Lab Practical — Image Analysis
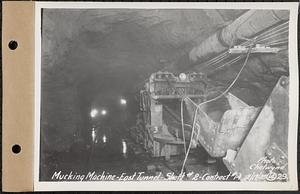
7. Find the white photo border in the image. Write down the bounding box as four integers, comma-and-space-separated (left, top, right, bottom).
34, 1, 299, 191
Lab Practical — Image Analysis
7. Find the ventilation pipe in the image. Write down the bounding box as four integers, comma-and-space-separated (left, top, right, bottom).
188, 10, 289, 64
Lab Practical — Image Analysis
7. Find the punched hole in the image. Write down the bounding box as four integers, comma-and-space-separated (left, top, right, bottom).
12, 144, 21, 154
8, 40, 18, 50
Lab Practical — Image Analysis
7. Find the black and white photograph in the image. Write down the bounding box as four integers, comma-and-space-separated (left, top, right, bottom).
34, 2, 298, 191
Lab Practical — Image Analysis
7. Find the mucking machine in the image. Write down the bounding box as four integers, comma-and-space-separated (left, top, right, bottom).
139, 71, 289, 180
139, 71, 208, 160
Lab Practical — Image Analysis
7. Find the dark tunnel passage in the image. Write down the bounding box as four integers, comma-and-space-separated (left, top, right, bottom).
40, 9, 289, 181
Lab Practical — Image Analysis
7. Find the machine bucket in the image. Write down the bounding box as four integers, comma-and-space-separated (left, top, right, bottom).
223, 76, 289, 181
184, 92, 260, 158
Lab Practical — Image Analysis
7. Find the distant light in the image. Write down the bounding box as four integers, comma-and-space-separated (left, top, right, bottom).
120, 98, 127, 105
90, 109, 98, 118
122, 139, 127, 154
102, 134, 107, 143
101, 109, 107, 116
179, 73, 187, 81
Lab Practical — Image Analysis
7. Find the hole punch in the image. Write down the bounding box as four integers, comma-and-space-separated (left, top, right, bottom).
12, 144, 21, 154
8, 40, 18, 50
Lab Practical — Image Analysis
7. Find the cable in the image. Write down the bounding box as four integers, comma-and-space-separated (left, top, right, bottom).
202, 52, 230, 67
181, 97, 187, 154
215, 56, 244, 70
179, 39, 255, 175
200, 23, 288, 70
179, 100, 199, 175
256, 21, 289, 37
256, 30, 288, 44
265, 39, 288, 46
254, 23, 289, 41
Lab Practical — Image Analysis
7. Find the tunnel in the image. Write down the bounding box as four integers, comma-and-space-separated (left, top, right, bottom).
40, 9, 289, 181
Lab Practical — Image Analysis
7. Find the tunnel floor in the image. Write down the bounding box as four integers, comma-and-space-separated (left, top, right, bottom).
40, 125, 231, 181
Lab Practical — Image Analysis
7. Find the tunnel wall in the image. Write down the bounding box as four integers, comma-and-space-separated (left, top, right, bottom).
41, 11, 84, 153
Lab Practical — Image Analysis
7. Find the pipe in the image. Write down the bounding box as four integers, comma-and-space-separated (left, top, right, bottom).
189, 10, 289, 64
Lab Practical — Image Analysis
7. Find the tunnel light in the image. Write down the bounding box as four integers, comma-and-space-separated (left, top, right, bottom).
101, 109, 107, 116
90, 109, 98, 118
179, 73, 187, 81
120, 98, 127, 105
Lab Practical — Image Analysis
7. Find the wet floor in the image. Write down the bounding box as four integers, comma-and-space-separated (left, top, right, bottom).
40, 126, 150, 181
40, 126, 231, 181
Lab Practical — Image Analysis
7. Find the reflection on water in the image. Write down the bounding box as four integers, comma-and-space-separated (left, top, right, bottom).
91, 128, 96, 142
40, 126, 229, 181
122, 139, 127, 154
122, 139, 128, 158
89, 126, 130, 161
102, 134, 107, 143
